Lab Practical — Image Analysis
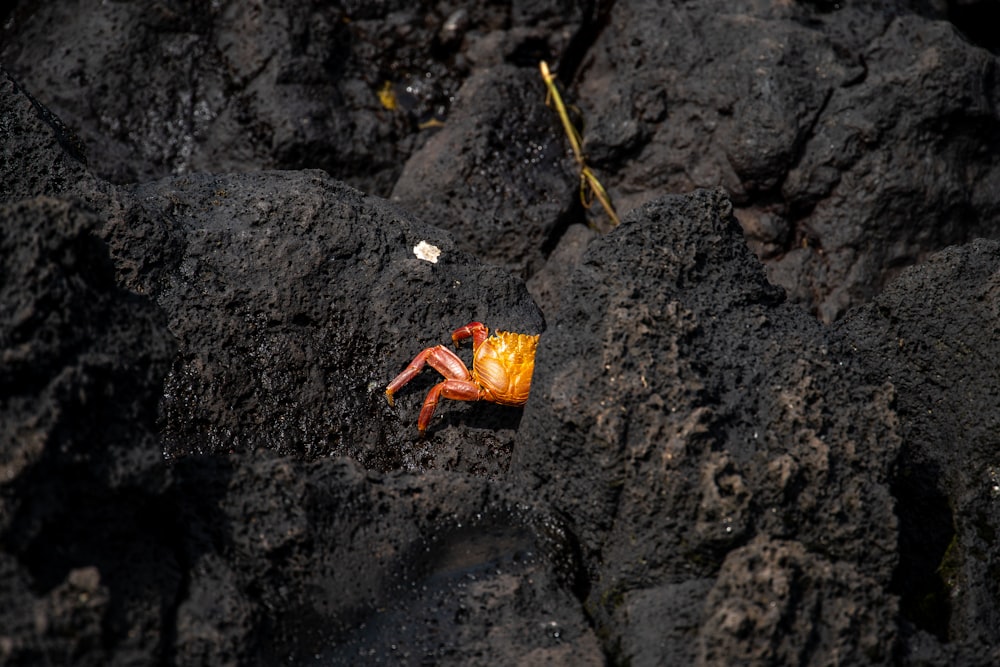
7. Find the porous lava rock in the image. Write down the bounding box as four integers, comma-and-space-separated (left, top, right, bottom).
511, 189, 901, 664
2, 70, 597, 666
104, 169, 543, 472
168, 455, 601, 665
835, 239, 1000, 665
0, 1, 585, 195
391, 64, 579, 281
576, 1, 1000, 321
5, 2, 998, 319
0, 70, 98, 204
0, 196, 176, 665
2, 1, 1000, 665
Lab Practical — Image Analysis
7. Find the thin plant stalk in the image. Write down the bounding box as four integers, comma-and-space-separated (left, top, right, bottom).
540, 61, 621, 228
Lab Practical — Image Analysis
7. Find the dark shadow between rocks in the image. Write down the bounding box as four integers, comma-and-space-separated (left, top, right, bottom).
890, 454, 955, 642
948, 0, 1000, 53
445, 401, 527, 434
10, 488, 185, 661
244, 472, 600, 666
316, 519, 542, 664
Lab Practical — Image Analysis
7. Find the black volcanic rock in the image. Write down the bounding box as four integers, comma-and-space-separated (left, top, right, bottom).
391, 64, 579, 282
0, 196, 176, 665
511, 189, 901, 664
2, 2, 999, 664
104, 169, 543, 470
575, 1, 1000, 321
836, 239, 1000, 664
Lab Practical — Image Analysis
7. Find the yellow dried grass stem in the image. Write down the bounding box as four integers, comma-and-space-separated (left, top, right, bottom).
540, 61, 620, 228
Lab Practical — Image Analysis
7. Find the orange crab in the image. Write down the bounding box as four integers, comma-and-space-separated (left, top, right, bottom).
385, 321, 540, 432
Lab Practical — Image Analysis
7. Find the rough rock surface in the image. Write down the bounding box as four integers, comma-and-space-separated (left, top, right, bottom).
391, 64, 579, 281
0, 196, 176, 665
511, 190, 901, 664
4, 2, 998, 319
105, 169, 543, 471
0, 71, 98, 204
835, 239, 1000, 664
575, 1, 1000, 321
0, 1, 583, 195
2, 1, 1000, 665
0, 103, 592, 665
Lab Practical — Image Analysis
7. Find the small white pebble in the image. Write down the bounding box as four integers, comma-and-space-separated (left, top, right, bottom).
413, 240, 441, 263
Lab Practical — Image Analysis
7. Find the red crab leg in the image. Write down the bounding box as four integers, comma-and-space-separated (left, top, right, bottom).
418, 379, 482, 431
452, 321, 489, 350
385, 345, 472, 406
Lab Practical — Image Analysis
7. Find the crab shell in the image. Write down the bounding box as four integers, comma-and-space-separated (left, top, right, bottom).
471, 330, 540, 406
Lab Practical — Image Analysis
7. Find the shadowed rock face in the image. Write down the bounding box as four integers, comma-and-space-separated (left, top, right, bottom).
0, 195, 177, 665
2, 1, 1000, 664
834, 239, 1000, 660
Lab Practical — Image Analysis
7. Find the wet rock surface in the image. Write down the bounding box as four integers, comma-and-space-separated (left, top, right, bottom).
106, 169, 543, 470
2, 1, 1000, 665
